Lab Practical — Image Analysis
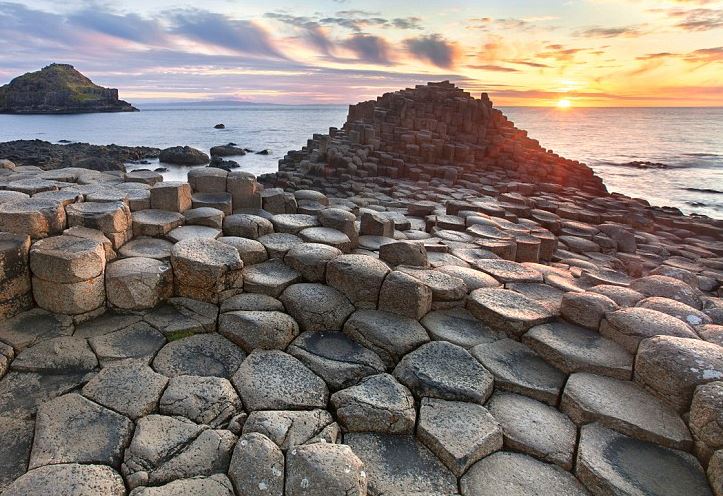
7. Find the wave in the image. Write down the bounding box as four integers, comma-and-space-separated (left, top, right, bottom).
684, 187, 723, 195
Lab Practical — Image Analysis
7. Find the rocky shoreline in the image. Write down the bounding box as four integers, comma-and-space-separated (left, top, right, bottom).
0, 82, 721, 495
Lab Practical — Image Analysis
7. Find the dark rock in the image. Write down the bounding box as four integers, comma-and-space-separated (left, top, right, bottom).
159, 146, 209, 166
214, 124, 225, 129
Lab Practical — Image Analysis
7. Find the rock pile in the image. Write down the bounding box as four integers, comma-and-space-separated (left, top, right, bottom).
0, 83, 722, 496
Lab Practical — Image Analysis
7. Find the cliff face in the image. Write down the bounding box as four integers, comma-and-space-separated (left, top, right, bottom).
0, 64, 138, 114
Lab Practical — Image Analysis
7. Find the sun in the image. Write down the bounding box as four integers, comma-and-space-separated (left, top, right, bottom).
556, 99, 572, 109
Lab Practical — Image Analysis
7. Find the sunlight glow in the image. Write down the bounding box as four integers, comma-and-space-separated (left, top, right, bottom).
556, 99, 572, 109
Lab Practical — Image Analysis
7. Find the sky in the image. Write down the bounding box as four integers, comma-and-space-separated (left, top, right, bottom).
1, 0, 722, 106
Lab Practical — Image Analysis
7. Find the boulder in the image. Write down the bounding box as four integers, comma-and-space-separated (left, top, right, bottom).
159, 146, 209, 165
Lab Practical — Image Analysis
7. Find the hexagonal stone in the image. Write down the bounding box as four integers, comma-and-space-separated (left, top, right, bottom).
280, 283, 354, 332
344, 433, 457, 495
487, 392, 577, 470
232, 350, 328, 411
287, 331, 385, 391
243, 409, 339, 450
326, 254, 390, 309
219, 310, 300, 352
66, 201, 130, 236
2, 464, 126, 496
218, 236, 268, 265
106, 257, 173, 310
257, 232, 303, 258
150, 181, 192, 212
129, 474, 235, 496
0, 198, 67, 239
467, 288, 555, 338
32, 271, 105, 316
119, 237, 174, 259
635, 336, 723, 413
183, 206, 224, 228
393, 341, 494, 403
284, 243, 342, 282
630, 275, 702, 309
0, 308, 73, 351
421, 308, 504, 348
343, 310, 430, 369
638, 296, 712, 327
0, 417, 34, 492
436, 264, 500, 291
122, 414, 236, 489
561, 372, 692, 450
82, 360, 168, 419
708, 450, 722, 495
29, 235, 105, 283
576, 423, 713, 496
471, 338, 566, 405
378, 270, 433, 320
271, 213, 320, 234
418, 397, 502, 477
223, 213, 273, 239
192, 192, 233, 215
132, 210, 185, 237
153, 334, 245, 378
167, 225, 221, 243
601, 307, 699, 353
299, 227, 352, 252
0, 371, 89, 420
143, 297, 218, 338
589, 284, 644, 307
330, 373, 416, 434
160, 375, 242, 427
30, 393, 134, 469
11, 336, 97, 374
689, 382, 723, 464
475, 259, 543, 284
397, 266, 468, 302
171, 238, 243, 303
243, 260, 302, 297
523, 321, 634, 380
220, 293, 284, 312
228, 432, 284, 496
285, 443, 366, 496
560, 291, 618, 330
461, 451, 590, 496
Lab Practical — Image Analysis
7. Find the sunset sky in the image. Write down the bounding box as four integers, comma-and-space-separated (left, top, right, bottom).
1, 0, 722, 106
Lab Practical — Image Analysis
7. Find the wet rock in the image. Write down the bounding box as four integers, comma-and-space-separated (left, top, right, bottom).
11, 336, 97, 374
331, 373, 416, 434
0, 417, 34, 492
0, 371, 89, 419
144, 297, 218, 337
576, 423, 712, 496
159, 146, 209, 165
0, 307, 73, 351
152, 333, 245, 378
287, 331, 385, 391
30, 393, 134, 469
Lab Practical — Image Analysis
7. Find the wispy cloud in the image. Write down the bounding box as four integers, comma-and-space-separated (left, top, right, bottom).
405, 34, 459, 68
573, 25, 646, 38
343, 34, 393, 64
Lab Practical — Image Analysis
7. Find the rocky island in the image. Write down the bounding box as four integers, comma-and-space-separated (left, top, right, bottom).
0, 64, 137, 114
0, 82, 721, 496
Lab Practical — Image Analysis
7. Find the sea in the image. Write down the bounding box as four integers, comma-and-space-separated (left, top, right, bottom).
0, 104, 721, 219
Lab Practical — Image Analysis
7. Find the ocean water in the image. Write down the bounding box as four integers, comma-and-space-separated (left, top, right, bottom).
0, 104, 721, 218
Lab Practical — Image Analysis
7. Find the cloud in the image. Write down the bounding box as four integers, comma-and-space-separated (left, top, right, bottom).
405, 34, 459, 68
169, 10, 285, 58
636, 52, 676, 60
466, 64, 519, 72
684, 46, 723, 63
657, 7, 723, 31
506, 59, 552, 68
535, 44, 588, 62
574, 25, 645, 38
343, 34, 393, 64
68, 9, 168, 45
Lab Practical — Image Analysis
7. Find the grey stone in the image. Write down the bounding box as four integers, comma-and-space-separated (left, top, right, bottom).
467, 288, 555, 338
119, 237, 174, 259
561, 372, 692, 450
421, 308, 504, 348
258, 232, 304, 258
630, 275, 702, 309
243, 409, 339, 449
576, 423, 712, 496
232, 350, 328, 411
471, 338, 566, 405
88, 322, 166, 366
461, 451, 590, 496
331, 373, 416, 434
122, 414, 236, 489
326, 254, 390, 308
0, 310, 69, 352
343, 309, 429, 369
243, 259, 302, 297
689, 381, 723, 464
106, 257, 173, 310
561, 291, 618, 329
344, 433, 457, 496
30, 393, 134, 469
0, 417, 34, 492
378, 270, 433, 320
220, 293, 284, 312
298, 226, 352, 252
285, 443, 367, 496
167, 225, 221, 242
171, 238, 242, 303
487, 392, 577, 470
284, 243, 342, 282
223, 214, 273, 239
600, 307, 699, 353
228, 432, 284, 496
132, 209, 185, 237
0, 371, 89, 419
379, 240, 428, 267
523, 321, 634, 380
144, 297, 218, 338
160, 375, 242, 427
82, 360, 168, 419
393, 341, 494, 403
280, 283, 354, 332
218, 236, 268, 265
397, 265, 468, 302
2, 463, 126, 496
475, 259, 544, 284
11, 336, 97, 374
129, 474, 235, 496
219, 310, 299, 352
153, 333, 245, 378
418, 397, 502, 476
287, 331, 385, 391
